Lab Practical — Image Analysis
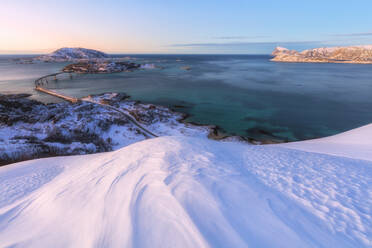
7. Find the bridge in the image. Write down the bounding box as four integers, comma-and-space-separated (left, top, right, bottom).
34, 73, 158, 138
34, 72, 68, 87
35, 86, 79, 103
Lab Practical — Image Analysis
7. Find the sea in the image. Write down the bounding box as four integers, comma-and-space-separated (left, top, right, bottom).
1, 54, 372, 141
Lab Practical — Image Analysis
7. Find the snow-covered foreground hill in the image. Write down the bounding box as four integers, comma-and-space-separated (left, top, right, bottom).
0, 125, 372, 247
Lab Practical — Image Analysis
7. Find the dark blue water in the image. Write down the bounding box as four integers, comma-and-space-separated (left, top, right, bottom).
1, 54, 372, 141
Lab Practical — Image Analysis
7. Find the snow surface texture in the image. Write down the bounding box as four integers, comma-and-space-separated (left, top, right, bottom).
280, 124, 372, 161
0, 124, 371, 247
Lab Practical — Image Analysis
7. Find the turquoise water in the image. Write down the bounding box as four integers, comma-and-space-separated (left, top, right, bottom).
1, 54, 372, 141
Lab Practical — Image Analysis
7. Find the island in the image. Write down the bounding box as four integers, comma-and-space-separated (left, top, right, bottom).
36, 47, 110, 62
62, 61, 141, 73
31, 47, 145, 73
271, 45, 372, 64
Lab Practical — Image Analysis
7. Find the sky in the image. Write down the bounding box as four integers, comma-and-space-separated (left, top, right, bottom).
1, 0, 372, 54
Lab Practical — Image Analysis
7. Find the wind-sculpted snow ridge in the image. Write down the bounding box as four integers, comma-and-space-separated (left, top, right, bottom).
0, 93, 212, 165
0, 124, 372, 247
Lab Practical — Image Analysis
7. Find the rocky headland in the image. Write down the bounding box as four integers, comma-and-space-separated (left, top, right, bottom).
271, 45, 372, 64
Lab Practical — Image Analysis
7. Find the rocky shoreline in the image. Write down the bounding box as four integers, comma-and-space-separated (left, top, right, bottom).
62, 61, 141, 74
0, 91, 287, 166
271, 45, 372, 64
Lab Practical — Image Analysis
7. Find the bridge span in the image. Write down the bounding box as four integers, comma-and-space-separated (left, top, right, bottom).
34, 73, 157, 138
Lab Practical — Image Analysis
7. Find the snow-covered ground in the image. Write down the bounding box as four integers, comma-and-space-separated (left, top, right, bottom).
279, 124, 372, 161
0, 93, 212, 165
0, 124, 371, 247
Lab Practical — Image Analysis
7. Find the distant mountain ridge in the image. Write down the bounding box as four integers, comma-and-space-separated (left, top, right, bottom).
271, 45, 372, 64
36, 47, 109, 62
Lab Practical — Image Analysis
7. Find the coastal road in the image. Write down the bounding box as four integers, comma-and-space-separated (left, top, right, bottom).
34, 74, 158, 138
82, 97, 158, 138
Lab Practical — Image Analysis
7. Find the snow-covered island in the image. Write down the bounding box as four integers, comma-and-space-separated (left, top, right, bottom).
271, 45, 372, 64
31, 47, 148, 73
17, 48, 155, 74
35, 47, 110, 62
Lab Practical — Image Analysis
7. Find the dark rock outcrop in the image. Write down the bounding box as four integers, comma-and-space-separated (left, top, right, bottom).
62, 61, 141, 73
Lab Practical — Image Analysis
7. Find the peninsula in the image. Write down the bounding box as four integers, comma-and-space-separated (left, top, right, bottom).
271, 45, 372, 64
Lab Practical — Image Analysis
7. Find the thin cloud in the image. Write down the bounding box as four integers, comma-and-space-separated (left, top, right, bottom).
214, 36, 270, 40
169, 41, 324, 47
331, 32, 372, 37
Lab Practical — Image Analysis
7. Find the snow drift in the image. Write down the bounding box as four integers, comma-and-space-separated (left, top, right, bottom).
280, 123, 372, 161
0, 125, 372, 247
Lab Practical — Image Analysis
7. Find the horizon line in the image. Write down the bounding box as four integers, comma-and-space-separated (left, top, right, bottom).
0, 52, 274, 56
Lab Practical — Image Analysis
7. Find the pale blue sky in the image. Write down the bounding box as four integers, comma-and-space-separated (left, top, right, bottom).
1, 0, 372, 54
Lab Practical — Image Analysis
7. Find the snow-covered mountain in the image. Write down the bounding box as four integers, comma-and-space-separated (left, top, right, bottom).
271, 45, 372, 64
36, 48, 109, 62
0, 124, 371, 247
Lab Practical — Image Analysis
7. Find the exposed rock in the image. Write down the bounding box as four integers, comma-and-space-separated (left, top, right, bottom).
181, 66, 191, 71
0, 93, 32, 100
246, 127, 289, 144
271, 45, 372, 64
62, 61, 141, 73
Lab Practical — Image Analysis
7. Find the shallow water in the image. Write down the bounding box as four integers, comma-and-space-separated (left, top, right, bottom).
1, 54, 372, 141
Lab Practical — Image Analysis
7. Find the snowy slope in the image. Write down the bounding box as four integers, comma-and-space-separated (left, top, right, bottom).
280, 124, 372, 161
0, 127, 372, 247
